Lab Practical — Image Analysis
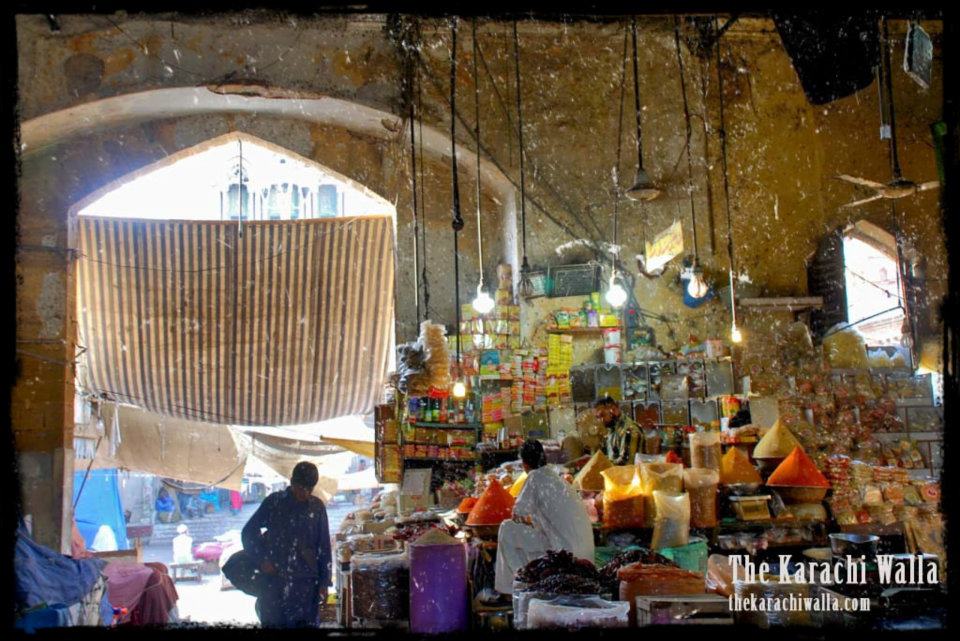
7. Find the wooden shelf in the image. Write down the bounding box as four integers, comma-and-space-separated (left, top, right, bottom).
409, 422, 483, 429
403, 457, 478, 464
739, 296, 823, 311
546, 326, 620, 335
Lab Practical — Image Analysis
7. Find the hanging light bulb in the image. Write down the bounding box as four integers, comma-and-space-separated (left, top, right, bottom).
605, 270, 628, 308
452, 380, 467, 398
472, 281, 495, 314
686, 268, 709, 299
470, 20, 495, 317
730, 323, 743, 344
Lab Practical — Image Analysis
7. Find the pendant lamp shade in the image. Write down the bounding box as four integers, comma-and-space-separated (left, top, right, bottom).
626, 167, 661, 202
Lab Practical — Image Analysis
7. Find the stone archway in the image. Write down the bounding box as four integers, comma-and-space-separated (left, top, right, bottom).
15, 87, 517, 551
20, 85, 515, 201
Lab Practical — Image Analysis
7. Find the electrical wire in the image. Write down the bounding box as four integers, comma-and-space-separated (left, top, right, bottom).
715, 19, 734, 272
513, 20, 530, 276
408, 46, 422, 324
674, 17, 700, 262
630, 17, 645, 175
612, 22, 629, 269
450, 18, 465, 373
417, 62, 430, 320
472, 18, 485, 283
414, 54, 584, 242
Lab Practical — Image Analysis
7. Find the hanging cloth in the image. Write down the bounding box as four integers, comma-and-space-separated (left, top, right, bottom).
108, 402, 122, 458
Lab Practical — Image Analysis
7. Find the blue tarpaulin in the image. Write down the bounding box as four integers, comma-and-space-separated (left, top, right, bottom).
72, 468, 130, 550
13, 524, 112, 616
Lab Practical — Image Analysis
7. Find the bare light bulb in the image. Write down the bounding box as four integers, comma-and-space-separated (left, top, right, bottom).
471, 283, 495, 314
686, 272, 709, 298
452, 381, 467, 398
605, 274, 627, 309
730, 324, 743, 344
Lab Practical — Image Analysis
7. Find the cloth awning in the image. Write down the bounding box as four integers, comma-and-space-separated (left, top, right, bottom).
231, 432, 377, 500
76, 215, 396, 426
336, 467, 379, 492
79, 404, 246, 491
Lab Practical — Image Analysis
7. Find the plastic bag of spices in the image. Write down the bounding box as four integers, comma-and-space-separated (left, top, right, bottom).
689, 430, 722, 471
600, 466, 645, 530
682, 468, 719, 528
640, 462, 683, 526
651, 491, 690, 550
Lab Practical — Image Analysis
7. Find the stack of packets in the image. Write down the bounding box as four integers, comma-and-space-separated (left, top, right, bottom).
546, 334, 573, 407
516, 350, 547, 410
459, 304, 521, 351
825, 454, 940, 526
482, 391, 504, 424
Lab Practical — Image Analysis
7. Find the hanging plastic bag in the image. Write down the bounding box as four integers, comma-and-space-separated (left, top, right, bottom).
640, 462, 683, 526
683, 468, 719, 528
600, 465, 645, 530
688, 430, 721, 471
651, 491, 690, 550
822, 324, 869, 369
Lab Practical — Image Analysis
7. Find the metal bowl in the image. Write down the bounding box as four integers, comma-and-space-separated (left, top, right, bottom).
725, 482, 761, 495
770, 485, 828, 503
829, 533, 879, 559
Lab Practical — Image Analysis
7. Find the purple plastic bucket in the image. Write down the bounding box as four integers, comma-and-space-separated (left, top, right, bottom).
409, 541, 469, 633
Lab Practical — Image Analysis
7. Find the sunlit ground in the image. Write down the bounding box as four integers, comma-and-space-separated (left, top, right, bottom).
144, 501, 357, 626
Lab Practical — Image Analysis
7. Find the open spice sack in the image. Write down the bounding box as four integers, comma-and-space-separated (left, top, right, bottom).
639, 462, 683, 526
600, 465, 645, 530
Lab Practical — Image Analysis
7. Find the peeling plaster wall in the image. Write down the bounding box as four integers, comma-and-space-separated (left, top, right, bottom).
13, 13, 946, 545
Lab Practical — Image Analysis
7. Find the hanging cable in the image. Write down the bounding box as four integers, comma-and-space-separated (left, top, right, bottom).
450, 18, 465, 379
674, 17, 700, 262
631, 17, 644, 181
715, 20, 734, 273
417, 56, 430, 320
714, 17, 740, 342
408, 43, 422, 325
473, 18, 485, 281
513, 20, 531, 281
613, 22, 629, 267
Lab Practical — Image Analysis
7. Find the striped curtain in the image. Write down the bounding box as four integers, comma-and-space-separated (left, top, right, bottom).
76, 215, 395, 426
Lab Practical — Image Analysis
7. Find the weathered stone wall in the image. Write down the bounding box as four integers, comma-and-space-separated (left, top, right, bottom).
14, 13, 945, 548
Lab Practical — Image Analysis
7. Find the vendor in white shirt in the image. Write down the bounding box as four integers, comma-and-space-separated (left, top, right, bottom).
494, 439, 595, 594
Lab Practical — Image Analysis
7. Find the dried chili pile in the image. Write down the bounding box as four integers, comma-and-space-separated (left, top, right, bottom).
528, 573, 602, 595
515, 549, 600, 584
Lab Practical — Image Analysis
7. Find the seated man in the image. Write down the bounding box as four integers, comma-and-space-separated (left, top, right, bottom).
172, 524, 194, 565
596, 396, 645, 465
155, 489, 176, 523
494, 439, 595, 595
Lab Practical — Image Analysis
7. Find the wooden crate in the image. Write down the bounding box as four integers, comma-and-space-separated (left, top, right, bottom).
635, 594, 732, 626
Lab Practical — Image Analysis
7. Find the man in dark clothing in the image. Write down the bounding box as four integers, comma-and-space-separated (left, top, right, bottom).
595, 396, 645, 465
241, 462, 332, 628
